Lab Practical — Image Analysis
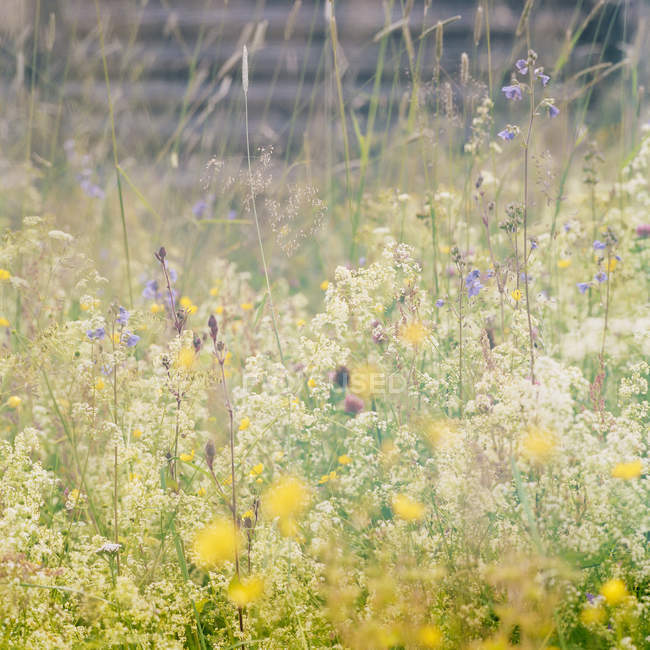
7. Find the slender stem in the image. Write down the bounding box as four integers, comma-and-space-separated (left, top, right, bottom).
243, 80, 286, 368
458, 273, 463, 415
600, 250, 611, 360
26, 0, 41, 168
94, 0, 133, 307
523, 66, 536, 384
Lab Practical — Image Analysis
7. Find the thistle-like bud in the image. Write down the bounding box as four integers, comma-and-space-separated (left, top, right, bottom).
205, 440, 215, 471
242, 45, 249, 96
193, 334, 202, 353
155, 246, 167, 262
208, 314, 218, 341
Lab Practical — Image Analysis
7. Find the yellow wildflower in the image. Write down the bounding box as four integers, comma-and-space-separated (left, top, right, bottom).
150, 303, 164, 314
7, 395, 22, 409
350, 363, 383, 400
417, 624, 443, 648
580, 605, 606, 625
511, 289, 522, 301
296, 318, 306, 328
242, 509, 254, 521
176, 347, 196, 370
196, 487, 206, 497
600, 578, 628, 606
338, 454, 352, 465
112, 333, 121, 344
374, 303, 384, 315
94, 378, 105, 391
180, 449, 195, 462
193, 517, 240, 568
307, 378, 316, 389
611, 460, 642, 479
557, 258, 572, 269
264, 476, 309, 537
227, 575, 264, 607
238, 416, 250, 431
215, 305, 224, 314
209, 286, 219, 297
0, 269, 11, 281
439, 245, 450, 255
129, 472, 141, 482
0, 317, 10, 327
401, 320, 427, 346
250, 463, 264, 476
607, 258, 617, 272
132, 428, 143, 439
240, 302, 253, 311
320, 280, 329, 290
520, 426, 556, 464
392, 494, 425, 522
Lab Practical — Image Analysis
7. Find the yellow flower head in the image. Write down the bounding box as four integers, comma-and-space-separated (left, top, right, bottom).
392, 493, 425, 522
557, 258, 572, 269
520, 425, 557, 464
417, 624, 443, 648
580, 605, 606, 625
0, 269, 11, 281
209, 286, 219, 297
196, 487, 206, 497
250, 463, 264, 476
0, 317, 10, 327
350, 363, 383, 400
611, 460, 642, 480
607, 257, 617, 272
320, 280, 329, 291
511, 289, 522, 301
94, 378, 105, 391
132, 428, 143, 439
401, 320, 427, 347
180, 449, 195, 462
439, 245, 451, 255
600, 578, 628, 606
227, 575, 264, 607
296, 318, 306, 328
193, 517, 241, 568
338, 454, 352, 465
176, 347, 196, 371
307, 378, 316, 389
238, 416, 250, 431
150, 303, 164, 314
7, 395, 22, 409
240, 302, 254, 311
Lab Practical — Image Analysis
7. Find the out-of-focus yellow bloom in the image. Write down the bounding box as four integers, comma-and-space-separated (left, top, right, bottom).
557, 258, 572, 269
401, 320, 427, 346
179, 296, 197, 314
338, 454, 352, 465
600, 578, 628, 606
150, 303, 164, 314
307, 378, 316, 389
193, 517, 240, 568
132, 428, 143, 439
240, 302, 253, 311
0, 269, 11, 281
227, 575, 264, 607
439, 245, 450, 255
196, 487, 206, 497
319, 471, 337, 484
320, 280, 329, 291
180, 449, 195, 462
0, 317, 10, 327
95, 378, 105, 391
264, 476, 309, 537
611, 460, 642, 479
607, 258, 617, 272
392, 493, 425, 522
215, 305, 224, 315
296, 318, 306, 328
417, 624, 443, 647
374, 303, 384, 315
112, 333, 121, 344
580, 605, 606, 625
511, 289, 522, 301
176, 347, 196, 370
209, 286, 219, 297
520, 426, 557, 464
129, 472, 141, 482
238, 416, 250, 431
350, 363, 383, 400
7, 395, 22, 409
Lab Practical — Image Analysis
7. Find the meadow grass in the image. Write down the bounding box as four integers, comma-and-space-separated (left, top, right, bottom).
0, 0, 649, 648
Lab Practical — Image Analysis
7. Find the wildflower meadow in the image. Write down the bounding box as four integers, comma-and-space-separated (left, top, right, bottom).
0, 1, 649, 648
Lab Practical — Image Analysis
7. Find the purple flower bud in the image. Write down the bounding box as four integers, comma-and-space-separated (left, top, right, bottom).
535, 68, 550, 86
208, 314, 218, 341
344, 393, 364, 415
593, 240, 606, 250
577, 282, 589, 294
501, 84, 523, 101
548, 104, 559, 118
435, 299, 444, 308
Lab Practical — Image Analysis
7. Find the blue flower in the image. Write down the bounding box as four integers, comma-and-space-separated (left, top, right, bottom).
125, 332, 140, 347
535, 68, 550, 86
116, 306, 130, 325
501, 84, 523, 101
465, 269, 483, 298
594, 272, 607, 283
577, 282, 589, 294
563, 223, 571, 232
86, 327, 106, 341
530, 239, 538, 250
142, 279, 158, 300
593, 240, 606, 250
548, 104, 559, 118
192, 200, 207, 217
515, 59, 528, 75
435, 299, 444, 308
498, 128, 515, 141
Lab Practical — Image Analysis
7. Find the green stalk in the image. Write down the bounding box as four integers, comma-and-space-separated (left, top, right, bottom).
94, 0, 134, 307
